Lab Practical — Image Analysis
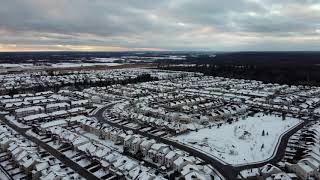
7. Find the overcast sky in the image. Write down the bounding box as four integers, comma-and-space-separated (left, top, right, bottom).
0, 0, 320, 51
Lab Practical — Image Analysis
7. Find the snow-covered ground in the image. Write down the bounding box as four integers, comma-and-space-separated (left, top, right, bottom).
172, 113, 302, 165
0, 62, 122, 68
0, 111, 9, 115
0, 63, 34, 68
92, 57, 121, 62
51, 62, 122, 68
0, 169, 11, 180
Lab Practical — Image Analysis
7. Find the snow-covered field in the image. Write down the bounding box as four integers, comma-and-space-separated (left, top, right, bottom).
0, 62, 122, 68
92, 57, 121, 62
51, 62, 122, 68
172, 113, 302, 165
0, 63, 34, 68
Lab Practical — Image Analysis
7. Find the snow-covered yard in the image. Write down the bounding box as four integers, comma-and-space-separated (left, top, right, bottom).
172, 113, 302, 165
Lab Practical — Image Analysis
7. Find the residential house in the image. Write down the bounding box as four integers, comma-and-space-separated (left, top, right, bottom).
15, 106, 44, 118
140, 139, 156, 157
46, 102, 70, 113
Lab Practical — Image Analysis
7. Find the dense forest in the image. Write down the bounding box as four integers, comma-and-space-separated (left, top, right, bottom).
157, 52, 320, 86
0, 51, 187, 63
2, 51, 320, 86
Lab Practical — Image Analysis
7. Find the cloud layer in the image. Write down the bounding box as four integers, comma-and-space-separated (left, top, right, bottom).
0, 0, 320, 51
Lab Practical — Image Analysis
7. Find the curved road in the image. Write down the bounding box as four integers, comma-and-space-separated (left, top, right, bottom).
94, 105, 308, 180
94, 106, 236, 179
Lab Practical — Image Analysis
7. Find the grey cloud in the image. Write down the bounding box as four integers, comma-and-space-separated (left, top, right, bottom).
0, 0, 319, 51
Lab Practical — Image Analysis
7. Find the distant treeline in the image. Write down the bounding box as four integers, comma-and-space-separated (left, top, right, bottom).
0, 52, 117, 63
0, 51, 187, 63
157, 52, 320, 86
156, 51, 320, 65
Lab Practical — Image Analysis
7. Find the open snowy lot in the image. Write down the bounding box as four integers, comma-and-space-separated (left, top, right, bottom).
172, 113, 302, 165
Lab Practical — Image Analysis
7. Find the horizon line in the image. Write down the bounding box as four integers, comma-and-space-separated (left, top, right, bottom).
1, 50, 320, 53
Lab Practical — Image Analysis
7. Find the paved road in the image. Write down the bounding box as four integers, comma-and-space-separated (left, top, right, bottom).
0, 116, 100, 180
94, 105, 308, 180
94, 106, 236, 179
